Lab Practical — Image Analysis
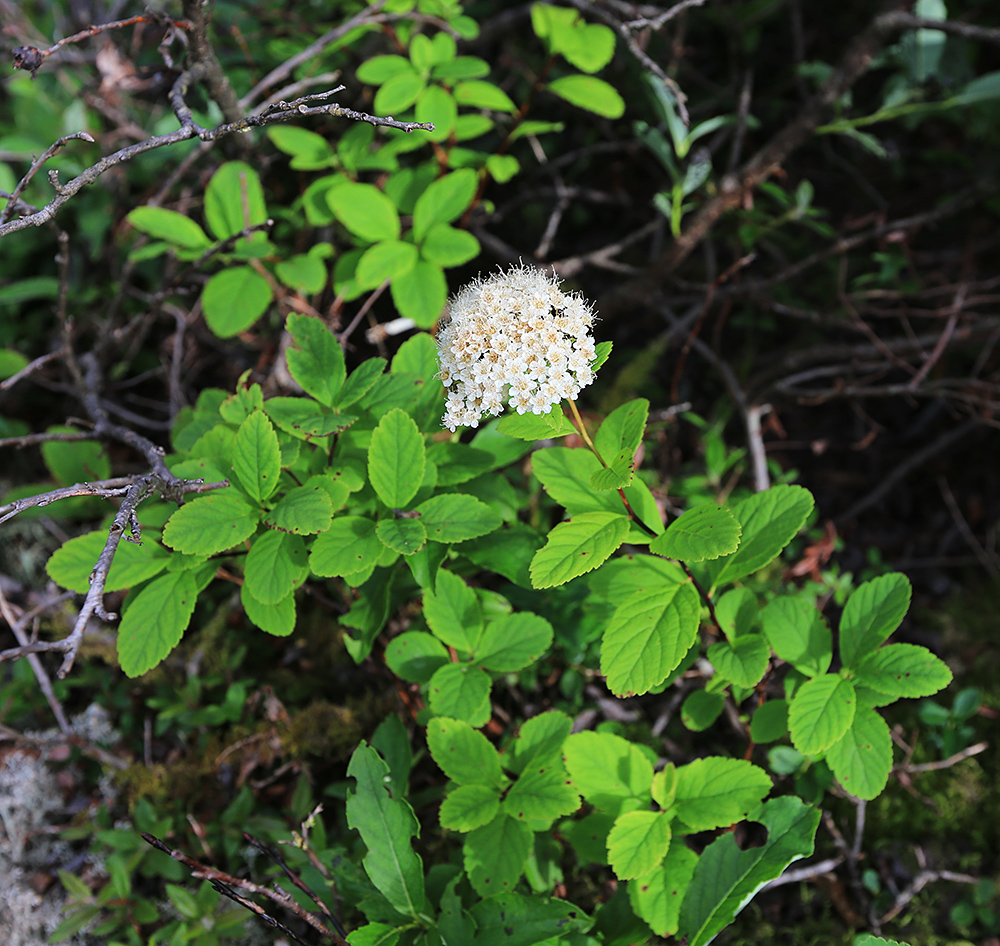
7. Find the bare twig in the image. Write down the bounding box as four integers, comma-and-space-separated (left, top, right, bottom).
0, 132, 95, 225
900, 739, 989, 774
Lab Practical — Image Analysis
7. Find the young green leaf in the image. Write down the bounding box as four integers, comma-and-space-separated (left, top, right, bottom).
594, 398, 649, 459
204, 161, 267, 241
760, 596, 832, 677
505, 710, 573, 775
356, 239, 418, 289
788, 674, 857, 755
651, 504, 741, 563
428, 663, 492, 727
309, 516, 381, 577
388, 260, 447, 328
285, 313, 346, 407
427, 716, 506, 788
264, 485, 333, 535
707, 636, 770, 688
463, 813, 533, 897
385, 631, 450, 684
502, 763, 579, 826
244, 531, 307, 604
440, 784, 501, 832
496, 405, 575, 440
824, 704, 892, 800
162, 491, 259, 557
590, 449, 636, 490
346, 743, 429, 920
629, 843, 699, 937
600, 582, 701, 697
424, 568, 483, 651
202, 266, 272, 338
530, 512, 630, 589
473, 612, 554, 672
127, 207, 210, 250
839, 573, 912, 668
548, 75, 625, 118
416, 493, 503, 543
232, 411, 281, 503
563, 731, 653, 814
853, 643, 952, 699
607, 810, 672, 879
681, 690, 725, 732
117, 571, 199, 677
411, 169, 477, 241
339, 357, 388, 409
327, 182, 401, 242
368, 408, 425, 509
672, 758, 772, 832
678, 796, 821, 946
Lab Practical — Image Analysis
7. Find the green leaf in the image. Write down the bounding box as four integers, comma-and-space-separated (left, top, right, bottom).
357, 54, 413, 84
839, 573, 911, 668
548, 75, 625, 118
590, 448, 636, 490
452, 80, 516, 112
760, 596, 832, 677
232, 410, 281, 502
680, 689, 725, 732
788, 674, 857, 755
425, 443, 494, 486
530, 512, 630, 588
163, 491, 259, 557
416, 493, 502, 543
427, 716, 506, 787
47, 530, 170, 593
485, 154, 519, 183
418, 223, 480, 267
241, 581, 296, 636
285, 313, 346, 407
678, 796, 821, 946
347, 923, 400, 946
854, 643, 952, 699
629, 843, 699, 937
470, 892, 591, 946
389, 260, 448, 328
328, 182, 401, 242
563, 731, 653, 814
502, 762, 579, 825
416, 84, 458, 139
707, 635, 770, 688
703, 486, 814, 590
267, 126, 336, 170
375, 70, 426, 114
440, 784, 501, 831
825, 704, 892, 800
652, 505, 741, 562
428, 663, 492, 726
356, 239, 419, 289
473, 612, 554, 672
0, 348, 28, 379
376, 517, 426, 555
749, 699, 789, 744
339, 357, 388, 409
264, 398, 355, 440
244, 531, 307, 604
117, 571, 198, 677
264, 485, 333, 535
607, 810, 672, 879
368, 408, 425, 508
594, 398, 649, 459
463, 813, 533, 897
309, 516, 381, 577
346, 743, 428, 920
412, 169, 477, 241
496, 405, 575, 440
600, 582, 701, 697
506, 710, 573, 775
673, 758, 773, 832
204, 161, 268, 240
424, 568, 483, 651
202, 266, 272, 338
127, 207, 210, 250
385, 631, 449, 683
41, 426, 110, 484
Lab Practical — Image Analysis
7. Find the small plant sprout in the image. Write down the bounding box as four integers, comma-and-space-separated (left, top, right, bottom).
436, 264, 597, 431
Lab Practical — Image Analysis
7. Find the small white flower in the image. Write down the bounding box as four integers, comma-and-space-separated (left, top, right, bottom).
436, 264, 597, 431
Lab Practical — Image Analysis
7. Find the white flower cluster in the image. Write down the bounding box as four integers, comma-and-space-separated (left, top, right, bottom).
436, 264, 597, 431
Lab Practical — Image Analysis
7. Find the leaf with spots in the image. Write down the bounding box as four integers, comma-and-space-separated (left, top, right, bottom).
463, 813, 534, 898
502, 761, 579, 827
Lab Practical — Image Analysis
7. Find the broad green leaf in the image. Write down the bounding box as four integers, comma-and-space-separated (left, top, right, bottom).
117, 571, 198, 677
590, 449, 636, 490
264, 398, 356, 441
204, 161, 267, 240
416, 493, 502, 543
839, 573, 911, 668
309, 516, 381, 577
473, 612, 554, 672
548, 75, 625, 118
339, 357, 388, 409
328, 183, 401, 243
285, 313, 346, 407
600, 582, 701, 697
707, 636, 770, 688
416, 84, 457, 140
232, 411, 280, 502
530, 512, 630, 588
47, 530, 169, 593
267, 125, 336, 170
749, 699, 789, 744
346, 743, 428, 919
561, 812, 616, 865
127, 207, 210, 250
673, 758, 772, 832
42, 426, 110, 484
428, 663, 492, 727
629, 843, 699, 937
418, 223, 480, 267
607, 810, 671, 880
470, 892, 591, 946
244, 531, 307, 604
652, 765, 677, 811
426, 716, 506, 787
0, 348, 28, 379
275, 249, 329, 293
496, 405, 575, 440
678, 796, 821, 946
389, 260, 447, 328
788, 674, 857, 755
375, 70, 426, 115
347, 923, 400, 946
502, 762, 579, 825
505, 710, 573, 775
202, 266, 272, 338
714, 588, 758, 642
459, 524, 543, 589
463, 814, 533, 897
303, 473, 350, 513
356, 54, 413, 84
424, 568, 483, 651
681, 689, 725, 732
437, 878, 476, 946
485, 153, 519, 183
241, 582, 295, 636
760, 596, 832, 677
385, 631, 449, 684
652, 505, 741, 562
589, 554, 686, 607
162, 491, 259, 557
853, 643, 952, 699
452, 80, 516, 112
376, 518, 426, 555
563, 731, 653, 814
356, 239, 419, 289
594, 398, 649, 461
411, 169, 477, 241
703, 486, 814, 590
440, 784, 500, 831
264, 485, 333, 535
825, 704, 892, 800
425, 443, 494, 486
368, 408, 425, 509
